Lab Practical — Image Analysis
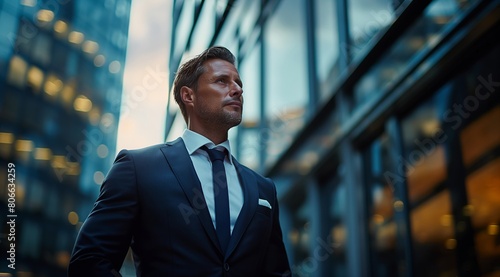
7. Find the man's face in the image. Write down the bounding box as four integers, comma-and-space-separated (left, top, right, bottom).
191, 59, 243, 129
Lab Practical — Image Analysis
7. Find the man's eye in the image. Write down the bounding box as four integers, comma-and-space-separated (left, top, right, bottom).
217, 79, 226, 83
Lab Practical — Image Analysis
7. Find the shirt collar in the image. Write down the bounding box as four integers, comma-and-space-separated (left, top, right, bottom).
181, 129, 234, 164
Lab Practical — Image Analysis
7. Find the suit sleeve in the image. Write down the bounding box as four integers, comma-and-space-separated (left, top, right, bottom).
263, 181, 292, 277
68, 150, 138, 277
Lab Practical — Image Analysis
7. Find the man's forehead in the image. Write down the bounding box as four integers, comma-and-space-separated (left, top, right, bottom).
203, 59, 240, 75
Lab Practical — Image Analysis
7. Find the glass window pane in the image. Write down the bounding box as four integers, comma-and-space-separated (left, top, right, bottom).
460, 107, 500, 167
238, 128, 260, 171
264, 0, 308, 166
314, 0, 340, 102
0, 10, 18, 59
240, 1, 259, 38
240, 44, 261, 123
352, 0, 479, 111
410, 190, 457, 276
465, 157, 500, 275
401, 87, 457, 276
191, 0, 215, 54
348, 0, 395, 59
173, 0, 195, 58
31, 32, 51, 66
461, 104, 500, 275
215, 0, 244, 54
401, 88, 449, 204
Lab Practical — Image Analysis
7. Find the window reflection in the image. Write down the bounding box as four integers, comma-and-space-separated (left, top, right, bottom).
314, 0, 340, 101
32, 33, 51, 65
265, 0, 308, 166
352, 0, 478, 111
173, 0, 195, 58
240, 44, 261, 123
401, 86, 457, 276
238, 45, 262, 171
348, 0, 395, 59
238, 128, 260, 171
461, 106, 500, 276
191, 0, 215, 54
239, 0, 260, 38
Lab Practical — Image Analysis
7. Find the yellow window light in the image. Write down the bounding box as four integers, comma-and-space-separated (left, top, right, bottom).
21, 0, 37, 7
82, 40, 99, 54
35, 148, 52, 160
0, 133, 14, 144
73, 95, 93, 112
68, 212, 79, 225
51, 155, 67, 169
488, 224, 499, 236
54, 20, 68, 34
44, 74, 63, 96
68, 31, 84, 44
15, 140, 34, 152
27, 66, 44, 92
61, 82, 76, 105
7, 55, 28, 88
445, 238, 456, 250
37, 9, 54, 23
66, 163, 80, 175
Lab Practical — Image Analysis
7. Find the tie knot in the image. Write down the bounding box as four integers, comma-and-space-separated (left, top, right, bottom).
202, 146, 226, 162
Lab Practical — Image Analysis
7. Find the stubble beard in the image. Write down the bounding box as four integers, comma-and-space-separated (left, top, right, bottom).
199, 106, 242, 130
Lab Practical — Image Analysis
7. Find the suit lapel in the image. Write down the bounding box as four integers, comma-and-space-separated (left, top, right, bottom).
225, 159, 258, 258
160, 138, 223, 255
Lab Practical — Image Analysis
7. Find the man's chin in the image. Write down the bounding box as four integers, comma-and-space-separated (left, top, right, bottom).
227, 115, 242, 128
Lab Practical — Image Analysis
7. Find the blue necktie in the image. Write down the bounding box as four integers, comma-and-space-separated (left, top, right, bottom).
202, 146, 230, 252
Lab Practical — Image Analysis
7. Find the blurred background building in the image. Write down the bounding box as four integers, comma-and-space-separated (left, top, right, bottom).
0, 0, 131, 276
167, 0, 500, 276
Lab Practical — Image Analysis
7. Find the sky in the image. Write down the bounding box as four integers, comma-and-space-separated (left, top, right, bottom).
116, 0, 172, 151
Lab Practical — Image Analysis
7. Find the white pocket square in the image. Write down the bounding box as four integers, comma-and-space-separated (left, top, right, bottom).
258, 198, 272, 209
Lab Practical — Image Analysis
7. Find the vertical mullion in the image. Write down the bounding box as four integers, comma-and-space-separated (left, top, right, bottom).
386, 116, 414, 277
336, 0, 350, 70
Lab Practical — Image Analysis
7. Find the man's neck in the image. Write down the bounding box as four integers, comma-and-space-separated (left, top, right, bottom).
187, 126, 229, 145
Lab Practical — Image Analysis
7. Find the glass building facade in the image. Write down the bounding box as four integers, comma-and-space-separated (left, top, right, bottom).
0, 0, 130, 276
167, 0, 500, 276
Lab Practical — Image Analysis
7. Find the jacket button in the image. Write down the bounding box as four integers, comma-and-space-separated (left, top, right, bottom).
224, 263, 230, 271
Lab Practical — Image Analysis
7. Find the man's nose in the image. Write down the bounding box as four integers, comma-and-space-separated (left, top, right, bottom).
229, 81, 243, 97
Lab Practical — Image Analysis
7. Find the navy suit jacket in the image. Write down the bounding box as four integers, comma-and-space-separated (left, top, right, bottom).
68, 138, 291, 276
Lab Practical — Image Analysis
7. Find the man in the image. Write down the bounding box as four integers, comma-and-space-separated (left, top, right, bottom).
68, 46, 291, 276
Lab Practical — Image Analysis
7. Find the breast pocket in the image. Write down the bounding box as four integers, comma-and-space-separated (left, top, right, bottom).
256, 205, 272, 217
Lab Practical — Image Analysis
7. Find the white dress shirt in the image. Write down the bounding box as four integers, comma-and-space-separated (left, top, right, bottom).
181, 129, 243, 233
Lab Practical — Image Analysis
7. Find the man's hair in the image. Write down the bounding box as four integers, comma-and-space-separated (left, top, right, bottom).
173, 46, 236, 123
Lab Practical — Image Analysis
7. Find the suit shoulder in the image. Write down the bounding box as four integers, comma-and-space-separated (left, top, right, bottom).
114, 138, 184, 162
116, 143, 168, 158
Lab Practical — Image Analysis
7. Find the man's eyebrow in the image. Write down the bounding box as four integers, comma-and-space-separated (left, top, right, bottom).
213, 73, 243, 87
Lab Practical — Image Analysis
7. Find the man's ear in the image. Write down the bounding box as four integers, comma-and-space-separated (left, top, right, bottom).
180, 86, 195, 107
